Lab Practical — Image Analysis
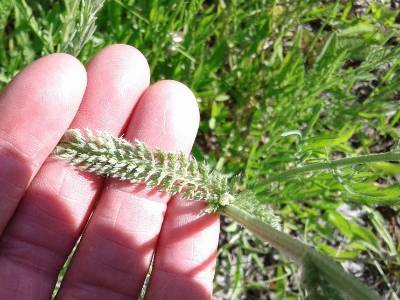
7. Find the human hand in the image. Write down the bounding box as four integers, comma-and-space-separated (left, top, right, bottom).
0, 44, 220, 300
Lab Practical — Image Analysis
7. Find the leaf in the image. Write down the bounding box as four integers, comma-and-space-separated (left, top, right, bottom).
365, 207, 397, 255
327, 212, 381, 253
0, 0, 13, 38
281, 130, 303, 139
350, 224, 381, 253
318, 244, 361, 259
327, 211, 353, 239
368, 162, 400, 175
61, 0, 106, 56
338, 22, 376, 37
314, 33, 338, 72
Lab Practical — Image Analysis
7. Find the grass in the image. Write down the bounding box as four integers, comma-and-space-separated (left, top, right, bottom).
1, 0, 400, 299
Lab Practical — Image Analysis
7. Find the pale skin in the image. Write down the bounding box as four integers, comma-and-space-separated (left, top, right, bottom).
0, 44, 220, 299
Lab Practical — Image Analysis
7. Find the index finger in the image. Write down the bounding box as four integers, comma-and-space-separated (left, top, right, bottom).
0, 53, 87, 234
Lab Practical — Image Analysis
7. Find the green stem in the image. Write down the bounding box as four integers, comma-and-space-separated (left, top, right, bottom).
223, 204, 307, 263
266, 152, 400, 183
222, 204, 381, 300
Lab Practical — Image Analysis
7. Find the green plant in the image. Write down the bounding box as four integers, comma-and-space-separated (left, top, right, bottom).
2, 1, 399, 298
55, 128, 398, 300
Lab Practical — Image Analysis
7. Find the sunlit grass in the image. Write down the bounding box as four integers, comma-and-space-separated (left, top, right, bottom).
1, 1, 399, 298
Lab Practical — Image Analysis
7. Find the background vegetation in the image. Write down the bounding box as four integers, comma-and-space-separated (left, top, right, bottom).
0, 0, 399, 299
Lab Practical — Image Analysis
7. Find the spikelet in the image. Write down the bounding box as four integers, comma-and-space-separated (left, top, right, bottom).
54, 129, 280, 229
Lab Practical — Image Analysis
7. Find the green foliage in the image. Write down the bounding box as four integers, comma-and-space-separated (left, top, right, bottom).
234, 190, 282, 231
61, 0, 106, 56
223, 205, 381, 300
57, 129, 389, 300
1, 0, 399, 298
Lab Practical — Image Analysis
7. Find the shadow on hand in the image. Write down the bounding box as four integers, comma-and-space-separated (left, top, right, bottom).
0, 145, 35, 234
0, 152, 216, 299
58, 183, 217, 299
0, 154, 101, 299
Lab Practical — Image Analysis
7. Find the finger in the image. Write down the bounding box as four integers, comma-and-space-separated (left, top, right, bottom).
0, 44, 150, 300
57, 80, 199, 300
0, 53, 86, 235
144, 198, 220, 299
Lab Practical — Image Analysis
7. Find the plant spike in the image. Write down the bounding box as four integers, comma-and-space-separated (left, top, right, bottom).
54, 129, 388, 300
54, 129, 281, 229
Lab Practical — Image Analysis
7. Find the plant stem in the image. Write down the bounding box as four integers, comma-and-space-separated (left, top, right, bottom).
223, 204, 307, 263
222, 204, 381, 300
266, 152, 400, 183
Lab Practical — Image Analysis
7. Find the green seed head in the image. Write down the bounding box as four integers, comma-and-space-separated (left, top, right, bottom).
220, 193, 235, 206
